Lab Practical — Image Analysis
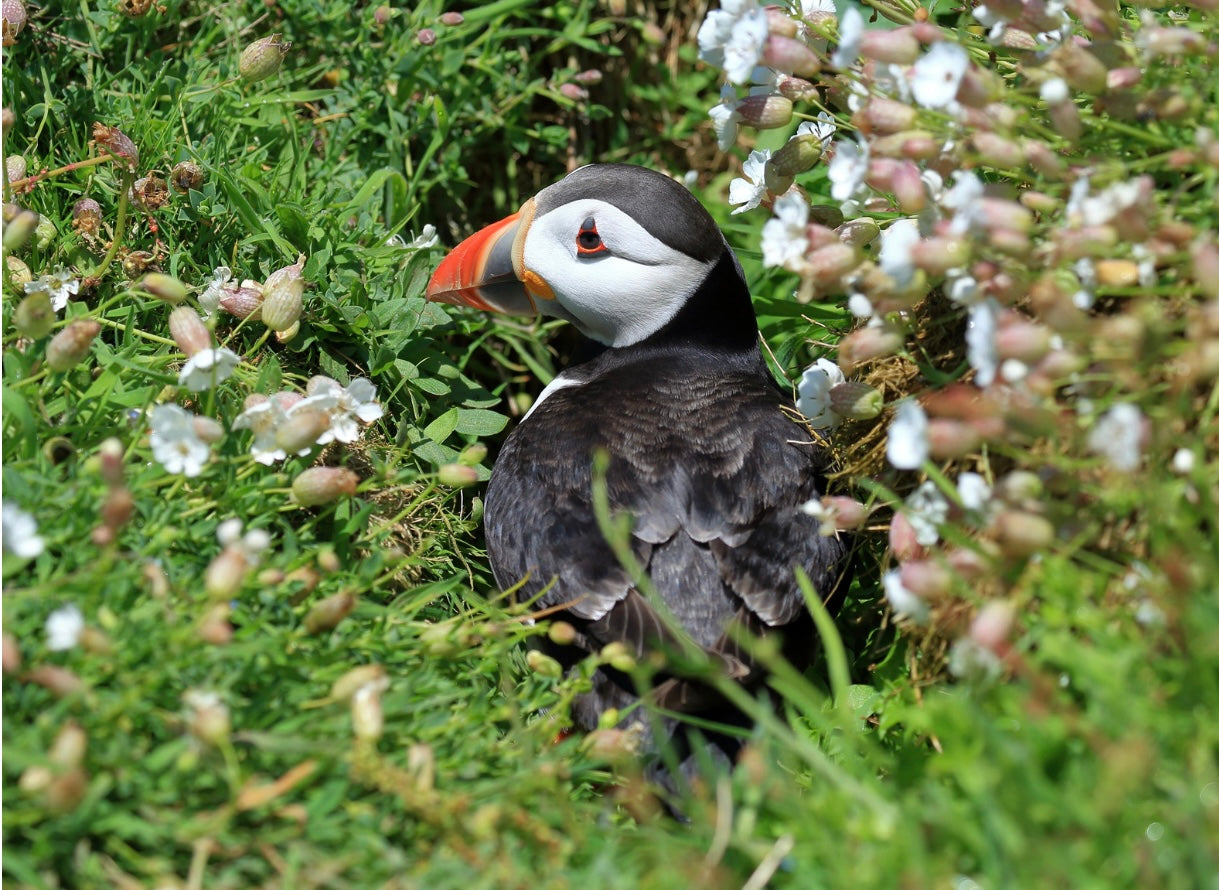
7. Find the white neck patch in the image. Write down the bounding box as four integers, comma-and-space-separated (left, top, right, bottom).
521, 200, 717, 348
521, 372, 584, 422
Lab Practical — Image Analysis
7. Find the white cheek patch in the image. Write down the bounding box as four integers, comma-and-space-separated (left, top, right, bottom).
523, 201, 716, 347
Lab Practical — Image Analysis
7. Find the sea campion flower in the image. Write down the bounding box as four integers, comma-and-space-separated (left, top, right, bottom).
882, 569, 929, 624
878, 218, 921, 290
1087, 403, 1145, 471
697, 0, 769, 85
298, 376, 384, 445
887, 398, 929, 470
169, 306, 240, 391
796, 358, 846, 429
708, 85, 743, 150
761, 191, 810, 271
148, 403, 211, 477
232, 393, 293, 464
3, 501, 45, 558
45, 605, 84, 652
728, 149, 772, 214
197, 266, 233, 317
23, 266, 79, 312
966, 298, 1002, 387
910, 42, 969, 111
902, 481, 949, 547
827, 137, 869, 212
831, 5, 863, 69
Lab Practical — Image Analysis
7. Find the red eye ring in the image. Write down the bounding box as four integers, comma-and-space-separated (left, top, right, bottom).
576, 217, 608, 256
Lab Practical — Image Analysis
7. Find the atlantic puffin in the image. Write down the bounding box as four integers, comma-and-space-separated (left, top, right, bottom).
427, 164, 852, 779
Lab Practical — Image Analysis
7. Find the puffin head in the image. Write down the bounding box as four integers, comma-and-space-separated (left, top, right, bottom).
427, 164, 743, 349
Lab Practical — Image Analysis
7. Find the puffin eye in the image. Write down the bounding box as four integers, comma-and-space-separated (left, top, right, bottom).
575, 217, 608, 256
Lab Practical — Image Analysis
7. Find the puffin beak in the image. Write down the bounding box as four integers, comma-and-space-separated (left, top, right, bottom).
426, 199, 553, 314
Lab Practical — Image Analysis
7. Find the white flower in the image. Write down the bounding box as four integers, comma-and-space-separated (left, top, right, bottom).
883, 569, 929, 624
887, 399, 929, 470
216, 518, 273, 564
296, 377, 384, 445
966, 298, 1001, 387
800, 0, 835, 14
708, 85, 741, 151
3, 501, 45, 558
178, 346, 241, 392
827, 136, 869, 206
942, 171, 985, 236
797, 358, 846, 429
23, 266, 80, 312
1066, 177, 1144, 228
799, 498, 837, 537
831, 6, 864, 69
216, 518, 245, 547
1040, 77, 1070, 105
1171, 448, 1195, 474
948, 637, 1002, 683
957, 472, 995, 523
232, 396, 291, 464
878, 218, 921, 289
149, 403, 211, 477
911, 42, 969, 111
391, 224, 439, 250
1087, 403, 1145, 472
1072, 257, 1096, 309
697, 0, 769, 85
945, 270, 979, 306
198, 266, 233, 318
847, 292, 874, 320
903, 481, 949, 546
728, 149, 771, 214
46, 604, 85, 652
797, 112, 837, 145
761, 191, 810, 271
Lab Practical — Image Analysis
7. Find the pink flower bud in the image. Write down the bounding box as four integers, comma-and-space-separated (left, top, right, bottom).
439, 11, 464, 25
260, 255, 305, 332
1023, 140, 1065, 180
99, 487, 135, 530
888, 512, 926, 562
838, 325, 903, 372
891, 162, 926, 214
559, 83, 589, 101
3, 0, 27, 46
857, 97, 917, 135
992, 509, 1054, 558
168, 306, 210, 358
46, 319, 101, 372
828, 380, 883, 420
198, 604, 233, 645
219, 285, 264, 319
1107, 66, 1142, 90
911, 236, 970, 276
946, 546, 993, 581
573, 69, 603, 85
304, 591, 357, 634
979, 198, 1033, 233
1053, 42, 1108, 94
1055, 225, 1118, 261
761, 35, 820, 77
808, 242, 860, 287
438, 463, 479, 487
821, 496, 870, 531
899, 559, 952, 600
292, 466, 359, 506
996, 320, 1051, 364
1190, 239, 1219, 299
927, 418, 982, 459
969, 601, 1015, 656
239, 34, 291, 83
417, 28, 437, 45
764, 6, 799, 38
776, 75, 818, 101
859, 27, 920, 64
1049, 100, 1082, 142
205, 547, 249, 599
24, 665, 87, 697
275, 409, 329, 454
970, 132, 1025, 169
735, 94, 794, 130
837, 219, 879, 247
1141, 26, 1206, 57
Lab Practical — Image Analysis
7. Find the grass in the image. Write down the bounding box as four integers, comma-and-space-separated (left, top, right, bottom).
4, 1, 1219, 888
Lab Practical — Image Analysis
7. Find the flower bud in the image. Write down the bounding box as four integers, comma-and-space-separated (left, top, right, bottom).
764, 6, 798, 38
871, 130, 940, 160
44, 768, 89, 814
526, 649, 564, 679
547, 621, 578, 646
438, 463, 479, 487
140, 272, 188, 305
239, 34, 291, 83
735, 94, 793, 130
970, 131, 1025, 169
837, 218, 879, 247
458, 443, 488, 466
14, 291, 55, 339
761, 35, 820, 77
205, 547, 249, 599
416, 27, 437, 45
275, 409, 330, 454
828, 380, 883, 419
439, 11, 464, 25
168, 306, 210, 357
2, 207, 38, 250
995, 320, 1051, 364
1053, 43, 1107, 94
100, 487, 135, 530
599, 641, 636, 673
351, 683, 385, 741
3, 0, 27, 46
1192, 239, 1219, 300
838, 325, 903, 372
768, 134, 823, 177
24, 665, 86, 697
6, 255, 31, 287
888, 511, 926, 562
331, 665, 388, 701
304, 591, 356, 633
992, 509, 1054, 558
6, 153, 26, 184
899, 559, 952, 600
185, 690, 231, 746
49, 722, 88, 769
219, 284, 263, 319
857, 97, 917, 135
4, 632, 21, 674
821, 496, 870, 531
1107, 66, 1142, 90
776, 74, 818, 101
169, 161, 205, 193
198, 603, 233, 645
807, 242, 860, 286
911, 236, 970, 276
292, 466, 359, 506
91, 123, 139, 170
891, 162, 926, 214
859, 27, 920, 64
1049, 98, 1082, 142
46, 319, 101, 371
946, 546, 993, 581
260, 255, 305, 332
970, 601, 1015, 656
70, 198, 103, 236
927, 418, 982, 459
